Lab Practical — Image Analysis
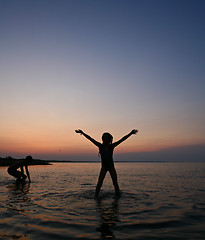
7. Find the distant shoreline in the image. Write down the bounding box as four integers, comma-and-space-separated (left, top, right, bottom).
0, 157, 51, 167
48, 160, 205, 163
1, 158, 204, 167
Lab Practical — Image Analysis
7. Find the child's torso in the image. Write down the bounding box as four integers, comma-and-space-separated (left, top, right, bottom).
99, 144, 114, 169
9, 160, 24, 170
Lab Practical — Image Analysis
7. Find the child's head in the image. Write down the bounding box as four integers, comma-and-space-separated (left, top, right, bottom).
102, 132, 113, 145
25, 155, 32, 162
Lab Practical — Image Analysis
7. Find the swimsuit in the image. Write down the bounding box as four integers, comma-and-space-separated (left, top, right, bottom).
99, 145, 114, 170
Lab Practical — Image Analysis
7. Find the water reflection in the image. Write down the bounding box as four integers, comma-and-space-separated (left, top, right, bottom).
96, 195, 120, 239
6, 181, 32, 213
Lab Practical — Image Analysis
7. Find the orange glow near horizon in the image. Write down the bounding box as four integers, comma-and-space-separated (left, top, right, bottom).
1, 126, 204, 160
1, 113, 205, 159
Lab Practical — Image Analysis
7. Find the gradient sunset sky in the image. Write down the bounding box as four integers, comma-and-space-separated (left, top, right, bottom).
1, 0, 205, 161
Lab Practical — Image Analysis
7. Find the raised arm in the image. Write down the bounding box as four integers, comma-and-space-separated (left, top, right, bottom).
113, 129, 138, 148
75, 129, 101, 147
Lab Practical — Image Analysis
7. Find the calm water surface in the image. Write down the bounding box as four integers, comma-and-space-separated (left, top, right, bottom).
0, 162, 205, 239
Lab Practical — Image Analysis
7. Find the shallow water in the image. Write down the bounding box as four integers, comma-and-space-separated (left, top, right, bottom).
0, 162, 205, 239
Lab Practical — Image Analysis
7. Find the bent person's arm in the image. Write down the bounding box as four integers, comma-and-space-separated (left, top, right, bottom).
25, 165, 31, 182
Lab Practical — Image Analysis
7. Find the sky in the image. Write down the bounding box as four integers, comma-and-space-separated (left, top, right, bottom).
0, 0, 205, 161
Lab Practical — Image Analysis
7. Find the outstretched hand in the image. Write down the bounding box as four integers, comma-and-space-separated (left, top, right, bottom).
131, 129, 138, 135
75, 129, 84, 134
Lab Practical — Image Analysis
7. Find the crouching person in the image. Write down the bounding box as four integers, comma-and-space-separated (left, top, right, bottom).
7, 155, 32, 183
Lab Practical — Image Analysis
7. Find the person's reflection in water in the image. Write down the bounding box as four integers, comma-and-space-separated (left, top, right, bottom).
6, 181, 31, 212
96, 195, 120, 239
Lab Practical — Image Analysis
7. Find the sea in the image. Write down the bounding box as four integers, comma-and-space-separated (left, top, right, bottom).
0, 162, 205, 240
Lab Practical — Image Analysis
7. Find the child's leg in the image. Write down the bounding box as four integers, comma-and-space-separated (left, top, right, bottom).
13, 170, 24, 183
8, 168, 22, 180
109, 168, 120, 194
21, 173, 27, 181
95, 168, 107, 196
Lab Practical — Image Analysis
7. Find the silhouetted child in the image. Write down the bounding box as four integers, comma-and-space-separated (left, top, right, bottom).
75, 129, 138, 196
7, 155, 32, 183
